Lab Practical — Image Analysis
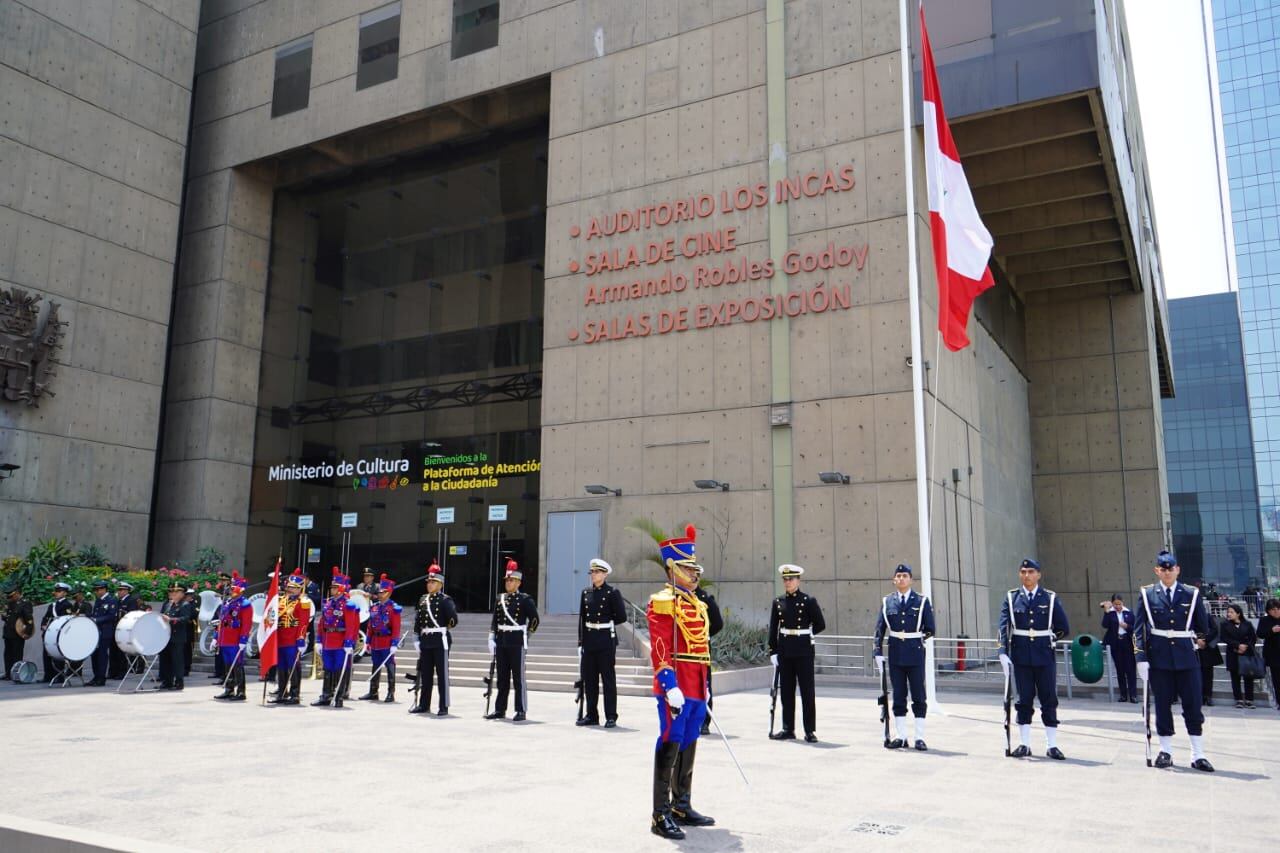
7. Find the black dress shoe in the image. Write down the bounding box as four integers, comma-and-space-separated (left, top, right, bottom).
770, 730, 796, 740
1129, 696, 1139, 703
356, 691, 378, 701
436, 708, 448, 717
1191, 758, 1215, 772
805, 733, 818, 743
1010, 745, 1031, 758
484, 712, 505, 720
87, 679, 106, 687
576, 717, 600, 727
672, 805, 715, 827
1205, 697, 1215, 707
914, 739, 928, 751
408, 705, 427, 714
1154, 751, 1173, 768
651, 812, 685, 840
604, 719, 617, 728
885, 738, 906, 750
699, 722, 711, 736
1046, 747, 1066, 760
512, 712, 526, 722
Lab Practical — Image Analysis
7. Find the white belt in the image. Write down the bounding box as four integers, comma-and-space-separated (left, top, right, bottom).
780, 627, 812, 636
585, 622, 614, 630
1150, 629, 1196, 639
888, 631, 924, 640
421, 628, 447, 634
1012, 629, 1054, 638
497, 624, 527, 632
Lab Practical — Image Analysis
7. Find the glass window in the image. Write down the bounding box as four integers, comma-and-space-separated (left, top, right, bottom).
357, 2, 401, 90
452, 0, 500, 59
272, 35, 313, 118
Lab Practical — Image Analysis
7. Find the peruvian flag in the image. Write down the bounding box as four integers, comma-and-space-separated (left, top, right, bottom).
920, 1, 995, 351
257, 557, 281, 679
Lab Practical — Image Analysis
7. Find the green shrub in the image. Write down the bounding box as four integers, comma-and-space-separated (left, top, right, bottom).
711, 610, 769, 668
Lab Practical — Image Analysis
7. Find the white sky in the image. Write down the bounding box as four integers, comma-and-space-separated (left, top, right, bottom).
1126, 0, 1235, 299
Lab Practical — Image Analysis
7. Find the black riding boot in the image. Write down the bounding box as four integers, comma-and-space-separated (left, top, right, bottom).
230, 667, 246, 701
359, 671, 380, 701
671, 741, 715, 826
214, 667, 234, 700
311, 672, 333, 707
334, 668, 348, 708
384, 674, 396, 703
651, 741, 685, 839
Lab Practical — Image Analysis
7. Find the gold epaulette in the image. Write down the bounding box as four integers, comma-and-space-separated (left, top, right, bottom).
649, 588, 675, 616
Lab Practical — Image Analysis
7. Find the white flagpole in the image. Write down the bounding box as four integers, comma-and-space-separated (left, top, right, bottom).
900, 0, 941, 710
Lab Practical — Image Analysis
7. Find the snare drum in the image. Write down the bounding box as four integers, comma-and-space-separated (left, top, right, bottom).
9, 661, 37, 683
44, 615, 98, 661
114, 611, 170, 656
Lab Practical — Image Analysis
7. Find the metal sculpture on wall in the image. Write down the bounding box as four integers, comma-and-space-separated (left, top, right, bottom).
0, 286, 66, 406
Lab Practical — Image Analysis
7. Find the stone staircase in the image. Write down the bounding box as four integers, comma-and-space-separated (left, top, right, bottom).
191, 613, 655, 696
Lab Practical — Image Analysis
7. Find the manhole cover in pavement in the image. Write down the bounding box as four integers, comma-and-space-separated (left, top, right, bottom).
851, 821, 906, 836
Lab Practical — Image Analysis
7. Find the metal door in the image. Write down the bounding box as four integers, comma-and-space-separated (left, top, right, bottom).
545, 510, 601, 614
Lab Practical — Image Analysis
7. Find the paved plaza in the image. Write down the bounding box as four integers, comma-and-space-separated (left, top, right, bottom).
1, 678, 1276, 852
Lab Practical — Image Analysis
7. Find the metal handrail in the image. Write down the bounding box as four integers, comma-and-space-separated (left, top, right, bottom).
620, 597, 649, 659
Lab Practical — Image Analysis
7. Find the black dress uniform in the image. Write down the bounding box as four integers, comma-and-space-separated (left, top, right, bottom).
486, 561, 539, 720
183, 591, 199, 676
577, 559, 628, 726
88, 586, 119, 685
695, 584, 723, 735
40, 587, 75, 682
411, 563, 458, 716
109, 587, 142, 678
2, 591, 34, 679
767, 565, 826, 741
159, 589, 194, 690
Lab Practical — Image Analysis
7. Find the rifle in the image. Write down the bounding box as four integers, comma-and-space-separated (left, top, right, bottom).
767, 662, 780, 737
573, 649, 585, 722
877, 661, 890, 747
1142, 672, 1152, 767
1002, 664, 1013, 757
482, 653, 497, 717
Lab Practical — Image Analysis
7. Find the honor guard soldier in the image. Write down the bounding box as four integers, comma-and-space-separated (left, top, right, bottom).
2, 587, 34, 680
692, 568, 724, 736
999, 558, 1070, 759
577, 558, 629, 727
87, 580, 118, 686
213, 573, 253, 701
358, 569, 379, 598
109, 581, 142, 678
486, 559, 539, 721
767, 564, 827, 743
648, 525, 714, 840
873, 564, 936, 750
313, 568, 360, 708
412, 561, 458, 716
159, 583, 194, 690
40, 582, 74, 682
268, 573, 312, 705
1134, 550, 1215, 771
360, 574, 402, 703
210, 572, 232, 681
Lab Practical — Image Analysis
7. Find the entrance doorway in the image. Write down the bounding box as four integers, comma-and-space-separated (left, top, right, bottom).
545, 511, 601, 614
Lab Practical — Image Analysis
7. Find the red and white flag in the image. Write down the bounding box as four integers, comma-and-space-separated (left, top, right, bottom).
257, 557, 281, 678
920, 2, 995, 351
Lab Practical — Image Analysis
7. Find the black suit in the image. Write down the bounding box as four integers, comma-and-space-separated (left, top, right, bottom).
1100, 608, 1137, 700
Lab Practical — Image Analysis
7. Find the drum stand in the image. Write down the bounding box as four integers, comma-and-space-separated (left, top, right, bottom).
116, 654, 162, 693
50, 661, 86, 688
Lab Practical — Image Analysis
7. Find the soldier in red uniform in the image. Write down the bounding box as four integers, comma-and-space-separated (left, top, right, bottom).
313, 567, 360, 708
268, 572, 312, 706
213, 572, 253, 702
648, 524, 715, 840
359, 573, 402, 703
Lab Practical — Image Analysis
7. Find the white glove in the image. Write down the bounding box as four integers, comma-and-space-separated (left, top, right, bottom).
666, 686, 685, 710
770, 654, 778, 667
1137, 661, 1149, 682
999, 653, 1011, 675
577, 646, 583, 659
487, 633, 496, 655
874, 655, 885, 674
414, 639, 421, 652
237, 642, 247, 653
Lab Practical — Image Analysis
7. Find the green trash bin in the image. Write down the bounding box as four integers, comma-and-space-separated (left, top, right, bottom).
1070, 634, 1104, 684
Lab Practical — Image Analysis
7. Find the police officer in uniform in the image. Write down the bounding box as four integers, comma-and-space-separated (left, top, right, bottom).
159, 582, 194, 690
411, 561, 458, 716
357, 569, 378, 598
359, 574, 402, 703
874, 563, 936, 750
40, 582, 75, 682
108, 581, 141, 678
1134, 549, 1215, 771
767, 564, 827, 742
999, 558, 1070, 759
485, 559, 539, 721
577, 557, 628, 727
87, 580, 118, 686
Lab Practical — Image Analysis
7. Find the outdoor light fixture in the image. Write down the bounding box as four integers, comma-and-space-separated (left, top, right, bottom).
584, 484, 621, 496
694, 479, 729, 492
819, 471, 851, 485
0, 463, 19, 481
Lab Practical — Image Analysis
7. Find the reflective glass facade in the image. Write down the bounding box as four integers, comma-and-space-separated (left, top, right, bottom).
1163, 293, 1264, 591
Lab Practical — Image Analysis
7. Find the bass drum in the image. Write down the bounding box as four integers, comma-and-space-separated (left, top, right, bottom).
198, 623, 219, 657
114, 611, 170, 656
10, 661, 37, 683
44, 615, 98, 661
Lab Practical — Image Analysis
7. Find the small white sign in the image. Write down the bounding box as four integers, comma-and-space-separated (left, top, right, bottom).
436, 507, 455, 524
298, 515, 314, 530
341, 512, 358, 528
488, 504, 508, 522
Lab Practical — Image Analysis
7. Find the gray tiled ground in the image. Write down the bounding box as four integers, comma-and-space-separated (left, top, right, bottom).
1, 678, 1276, 852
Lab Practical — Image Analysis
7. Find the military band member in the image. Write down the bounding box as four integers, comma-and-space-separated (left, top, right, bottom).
577, 558, 628, 728
71, 584, 92, 616
213, 573, 253, 701
874, 563, 936, 750
2, 587, 33, 680
648, 525, 714, 840
1134, 550, 1215, 771
998, 558, 1070, 759
268, 573, 312, 705
312, 568, 360, 708
87, 580, 118, 686
693, 569, 723, 736
357, 569, 379, 599
767, 564, 827, 743
485, 559, 539, 721
183, 588, 200, 677
159, 583, 194, 690
412, 561, 457, 716
109, 581, 141, 678
40, 582, 75, 682
359, 574, 402, 703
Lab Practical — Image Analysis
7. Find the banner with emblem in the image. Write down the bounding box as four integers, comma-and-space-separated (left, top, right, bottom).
257, 558, 281, 678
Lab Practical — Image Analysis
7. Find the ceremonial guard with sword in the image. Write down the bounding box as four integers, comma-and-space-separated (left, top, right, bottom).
873, 563, 935, 750
213, 572, 253, 701
648, 525, 716, 840
767, 564, 826, 743
1133, 549, 1215, 772
577, 557, 628, 728
692, 568, 723, 736
485, 559, 538, 721
412, 561, 457, 716
267, 572, 312, 706
359, 573, 402, 703
313, 568, 360, 708
998, 558, 1070, 759
40, 582, 74, 682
